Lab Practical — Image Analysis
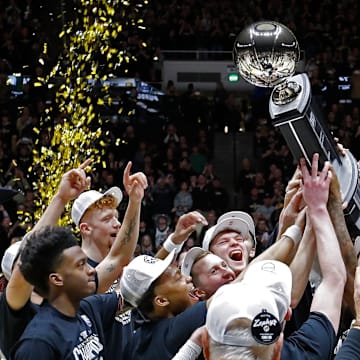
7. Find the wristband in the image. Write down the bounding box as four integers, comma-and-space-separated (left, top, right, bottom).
171, 340, 202, 360
163, 234, 184, 254
283, 225, 302, 246
351, 319, 360, 329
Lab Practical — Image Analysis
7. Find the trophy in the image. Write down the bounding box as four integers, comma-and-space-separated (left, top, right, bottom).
233, 21, 360, 236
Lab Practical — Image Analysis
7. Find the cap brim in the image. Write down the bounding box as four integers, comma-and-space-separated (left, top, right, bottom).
181, 247, 207, 276
212, 218, 249, 243
0, 187, 18, 204
104, 186, 123, 206
148, 249, 177, 286
218, 211, 255, 238
1, 240, 23, 280
217, 211, 256, 248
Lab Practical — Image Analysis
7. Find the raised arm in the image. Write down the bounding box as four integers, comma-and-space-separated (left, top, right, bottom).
155, 211, 208, 260
6, 159, 92, 310
32, 159, 92, 230
301, 154, 346, 333
95, 161, 147, 293
288, 210, 316, 308
277, 167, 303, 239
233, 205, 304, 287
251, 190, 304, 267
327, 168, 357, 316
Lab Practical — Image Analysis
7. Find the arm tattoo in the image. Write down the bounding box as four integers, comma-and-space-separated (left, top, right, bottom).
106, 263, 116, 273
121, 217, 136, 246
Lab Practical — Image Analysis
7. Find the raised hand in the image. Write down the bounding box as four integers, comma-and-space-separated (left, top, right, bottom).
122, 161, 148, 202
284, 167, 303, 208
300, 153, 332, 209
57, 159, 92, 202
277, 188, 304, 239
172, 211, 208, 245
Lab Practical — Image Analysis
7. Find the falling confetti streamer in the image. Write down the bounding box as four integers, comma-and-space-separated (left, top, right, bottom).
32, 0, 149, 227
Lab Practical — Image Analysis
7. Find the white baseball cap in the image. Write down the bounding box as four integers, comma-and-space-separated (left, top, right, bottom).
242, 260, 292, 320
206, 282, 283, 347
202, 214, 250, 251
206, 260, 291, 347
218, 211, 256, 240
120, 250, 176, 307
71, 187, 123, 227
181, 247, 208, 277
1, 240, 23, 280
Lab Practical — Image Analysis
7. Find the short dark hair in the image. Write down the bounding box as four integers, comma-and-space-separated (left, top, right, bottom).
137, 280, 158, 315
19, 226, 78, 296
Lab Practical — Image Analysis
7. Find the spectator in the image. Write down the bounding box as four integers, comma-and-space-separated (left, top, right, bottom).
254, 192, 276, 227
172, 180, 193, 218
192, 174, 211, 212
237, 157, 256, 195
153, 213, 171, 250
255, 217, 272, 255
0, 73, 11, 106
139, 233, 156, 256
208, 177, 229, 215
189, 145, 207, 175
5, 166, 31, 206
150, 174, 175, 217
243, 186, 263, 216
163, 123, 180, 146
213, 81, 228, 130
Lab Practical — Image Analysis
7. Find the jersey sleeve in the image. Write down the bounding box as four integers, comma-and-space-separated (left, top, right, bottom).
164, 301, 207, 352
282, 311, 337, 359
334, 328, 360, 360
0, 289, 37, 359
80, 291, 121, 329
12, 339, 56, 359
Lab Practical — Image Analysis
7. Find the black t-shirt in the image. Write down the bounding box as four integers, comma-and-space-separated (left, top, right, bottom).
11, 292, 119, 359
335, 328, 360, 360
105, 301, 207, 359
282, 312, 336, 359
0, 288, 40, 359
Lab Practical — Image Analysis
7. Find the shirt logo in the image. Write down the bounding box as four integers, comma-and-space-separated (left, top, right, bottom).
73, 334, 104, 359
143, 256, 158, 264
114, 309, 132, 325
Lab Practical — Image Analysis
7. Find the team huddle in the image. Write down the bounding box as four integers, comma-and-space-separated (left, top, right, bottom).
1, 153, 360, 360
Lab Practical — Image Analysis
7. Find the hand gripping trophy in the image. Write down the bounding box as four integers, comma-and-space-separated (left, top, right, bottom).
233, 21, 360, 236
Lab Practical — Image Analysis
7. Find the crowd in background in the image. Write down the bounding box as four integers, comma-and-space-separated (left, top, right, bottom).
1, 0, 360, 263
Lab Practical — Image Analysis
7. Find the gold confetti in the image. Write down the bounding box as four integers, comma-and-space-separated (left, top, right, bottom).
30, 0, 150, 228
